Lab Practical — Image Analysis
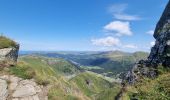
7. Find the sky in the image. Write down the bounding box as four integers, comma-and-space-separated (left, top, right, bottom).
0, 0, 169, 52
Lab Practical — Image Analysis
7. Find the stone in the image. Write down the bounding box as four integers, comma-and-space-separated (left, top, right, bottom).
9, 76, 21, 91
0, 75, 9, 80
0, 45, 19, 67
12, 84, 37, 98
0, 79, 8, 100
12, 98, 19, 100
32, 95, 40, 100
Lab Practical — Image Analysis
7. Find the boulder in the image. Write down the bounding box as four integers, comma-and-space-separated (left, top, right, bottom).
12, 84, 37, 98
0, 45, 19, 67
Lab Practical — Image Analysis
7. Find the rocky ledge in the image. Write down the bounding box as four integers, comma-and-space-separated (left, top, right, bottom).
0, 75, 48, 100
0, 45, 19, 67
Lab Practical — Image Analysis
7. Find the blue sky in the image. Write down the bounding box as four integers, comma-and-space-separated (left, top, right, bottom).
0, 0, 168, 52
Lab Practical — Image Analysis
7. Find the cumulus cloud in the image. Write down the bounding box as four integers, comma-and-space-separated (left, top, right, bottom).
150, 41, 155, 46
104, 21, 132, 36
146, 30, 154, 35
91, 36, 120, 47
114, 14, 141, 21
123, 44, 138, 49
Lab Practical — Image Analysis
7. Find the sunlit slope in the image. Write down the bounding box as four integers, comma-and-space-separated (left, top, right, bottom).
8, 55, 121, 100
19, 55, 81, 76
70, 71, 121, 99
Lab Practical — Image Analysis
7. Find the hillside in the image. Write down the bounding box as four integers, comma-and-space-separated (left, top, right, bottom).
1, 55, 121, 100
31, 51, 148, 77
19, 55, 81, 76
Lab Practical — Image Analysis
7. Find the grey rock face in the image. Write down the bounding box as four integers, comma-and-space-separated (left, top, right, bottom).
124, 1, 170, 84
0, 45, 19, 66
148, 0, 170, 67
124, 61, 158, 85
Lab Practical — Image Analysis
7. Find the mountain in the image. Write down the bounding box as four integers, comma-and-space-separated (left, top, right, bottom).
32, 51, 149, 78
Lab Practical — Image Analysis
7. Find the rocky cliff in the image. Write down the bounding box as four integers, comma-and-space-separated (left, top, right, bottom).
0, 45, 19, 67
124, 0, 170, 84
148, 0, 170, 67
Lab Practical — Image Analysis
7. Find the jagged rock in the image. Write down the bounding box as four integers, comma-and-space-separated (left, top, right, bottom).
124, 1, 170, 85
0, 45, 19, 67
0, 79, 8, 100
148, 0, 170, 67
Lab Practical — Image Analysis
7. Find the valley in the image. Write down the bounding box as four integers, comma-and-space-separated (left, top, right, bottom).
0, 0, 170, 100
20, 51, 148, 78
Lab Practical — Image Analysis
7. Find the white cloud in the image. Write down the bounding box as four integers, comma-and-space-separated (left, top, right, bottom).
104, 21, 132, 36
150, 41, 155, 46
114, 14, 141, 21
146, 30, 154, 35
108, 4, 127, 13
123, 44, 138, 49
91, 36, 120, 47
108, 4, 141, 21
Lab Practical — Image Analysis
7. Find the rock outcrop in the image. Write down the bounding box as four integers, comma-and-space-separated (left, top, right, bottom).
148, 0, 170, 67
0, 45, 19, 67
124, 0, 170, 85
0, 75, 48, 100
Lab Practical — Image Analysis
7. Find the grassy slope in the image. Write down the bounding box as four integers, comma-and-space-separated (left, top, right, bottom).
70, 72, 115, 97
0, 36, 17, 49
121, 66, 170, 100
7, 55, 121, 100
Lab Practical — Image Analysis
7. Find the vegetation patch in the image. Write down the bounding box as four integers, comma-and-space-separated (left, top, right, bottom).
9, 62, 35, 79
0, 35, 17, 49
123, 66, 170, 100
